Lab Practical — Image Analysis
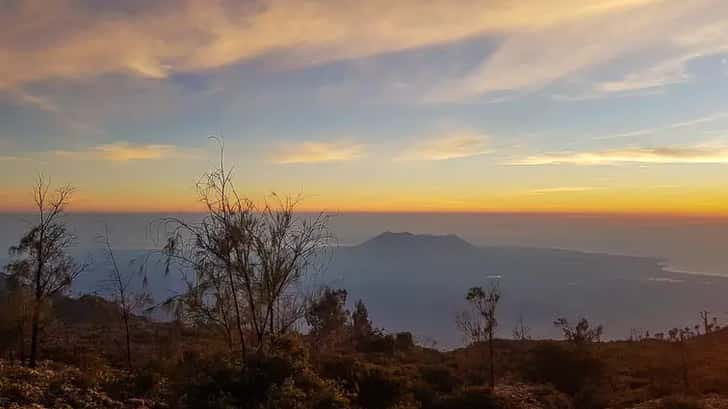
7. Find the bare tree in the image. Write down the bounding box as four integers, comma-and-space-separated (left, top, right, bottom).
160, 139, 255, 359
99, 226, 151, 370
6, 176, 85, 367
456, 282, 501, 389
698, 310, 719, 335
668, 326, 697, 391
251, 195, 331, 347
513, 313, 531, 341
554, 317, 603, 345
160, 139, 331, 359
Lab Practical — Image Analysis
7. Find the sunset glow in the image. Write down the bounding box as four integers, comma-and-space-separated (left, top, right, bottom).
2, 0, 728, 215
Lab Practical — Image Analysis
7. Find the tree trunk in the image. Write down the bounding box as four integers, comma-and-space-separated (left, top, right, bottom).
17, 320, 26, 366
30, 228, 44, 368
681, 346, 689, 392
225, 263, 247, 361
488, 330, 495, 390
29, 301, 40, 368
123, 311, 133, 371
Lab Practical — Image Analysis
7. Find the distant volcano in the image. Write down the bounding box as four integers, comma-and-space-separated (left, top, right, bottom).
356, 231, 476, 255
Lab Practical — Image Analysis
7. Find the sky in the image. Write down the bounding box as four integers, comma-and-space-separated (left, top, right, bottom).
2, 0, 728, 214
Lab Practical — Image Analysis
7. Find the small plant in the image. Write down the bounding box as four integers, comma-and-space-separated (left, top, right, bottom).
661, 394, 704, 409
456, 282, 501, 389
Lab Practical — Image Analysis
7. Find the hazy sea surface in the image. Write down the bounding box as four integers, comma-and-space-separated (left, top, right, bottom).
2, 212, 727, 276
3, 212, 728, 346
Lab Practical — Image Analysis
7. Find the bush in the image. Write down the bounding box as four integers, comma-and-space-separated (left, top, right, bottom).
395, 332, 415, 351
318, 356, 411, 409
661, 395, 704, 409
528, 384, 574, 409
355, 364, 407, 409
174, 338, 350, 409
524, 342, 605, 396
425, 386, 506, 409
419, 365, 458, 394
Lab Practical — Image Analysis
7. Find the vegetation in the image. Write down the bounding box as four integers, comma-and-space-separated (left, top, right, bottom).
3, 148, 728, 409
5, 176, 85, 367
455, 283, 501, 390
99, 226, 151, 371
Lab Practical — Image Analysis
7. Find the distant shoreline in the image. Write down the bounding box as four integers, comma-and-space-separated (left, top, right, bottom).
659, 261, 728, 278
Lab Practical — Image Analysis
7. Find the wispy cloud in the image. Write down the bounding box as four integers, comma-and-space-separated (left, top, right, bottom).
513, 145, 728, 165
596, 19, 728, 94
426, 1, 728, 102
271, 141, 365, 164
54, 142, 186, 161
594, 111, 728, 140
0, 156, 25, 161
595, 58, 690, 93
528, 186, 597, 194
14, 90, 60, 113
397, 132, 489, 161
0, 0, 664, 89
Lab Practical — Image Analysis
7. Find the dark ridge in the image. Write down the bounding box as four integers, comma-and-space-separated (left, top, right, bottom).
357, 231, 476, 253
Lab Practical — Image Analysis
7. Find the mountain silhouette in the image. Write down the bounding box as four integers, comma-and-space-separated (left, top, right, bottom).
321, 232, 728, 347
8, 231, 728, 348
357, 232, 476, 255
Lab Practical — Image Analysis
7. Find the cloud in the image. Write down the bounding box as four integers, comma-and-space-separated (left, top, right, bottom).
528, 186, 597, 194
0, 156, 24, 161
14, 90, 60, 113
271, 141, 365, 164
595, 57, 690, 93
398, 132, 489, 161
594, 111, 728, 140
54, 142, 186, 161
647, 277, 685, 283
427, 0, 728, 102
513, 145, 728, 165
594, 19, 728, 94
0, 0, 665, 88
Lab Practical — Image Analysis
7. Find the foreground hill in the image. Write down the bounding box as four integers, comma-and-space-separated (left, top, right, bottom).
4, 271, 728, 408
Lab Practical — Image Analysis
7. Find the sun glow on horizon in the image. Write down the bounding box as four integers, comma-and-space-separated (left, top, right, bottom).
2, 1, 728, 218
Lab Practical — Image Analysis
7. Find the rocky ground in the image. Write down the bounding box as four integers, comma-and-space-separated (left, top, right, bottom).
4, 359, 728, 409
0, 360, 156, 409
495, 384, 573, 409
622, 394, 728, 409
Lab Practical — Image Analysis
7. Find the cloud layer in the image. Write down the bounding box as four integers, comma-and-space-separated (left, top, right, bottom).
427, 0, 728, 101
54, 142, 184, 161
398, 132, 489, 161
528, 186, 597, 194
271, 141, 364, 164
1, 0, 666, 89
514, 146, 728, 165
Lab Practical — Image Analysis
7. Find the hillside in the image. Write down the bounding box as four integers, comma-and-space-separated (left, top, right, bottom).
3, 233, 728, 408
3, 288, 728, 408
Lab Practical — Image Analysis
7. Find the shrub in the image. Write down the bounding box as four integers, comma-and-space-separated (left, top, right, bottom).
175, 339, 350, 409
419, 365, 458, 394
355, 364, 407, 409
395, 332, 415, 351
661, 395, 704, 409
524, 342, 605, 396
318, 356, 411, 409
426, 386, 506, 409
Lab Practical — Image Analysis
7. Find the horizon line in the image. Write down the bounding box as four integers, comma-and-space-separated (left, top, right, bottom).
4, 208, 728, 220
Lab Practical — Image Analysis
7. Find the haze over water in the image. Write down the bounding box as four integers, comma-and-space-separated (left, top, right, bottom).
2, 212, 728, 277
